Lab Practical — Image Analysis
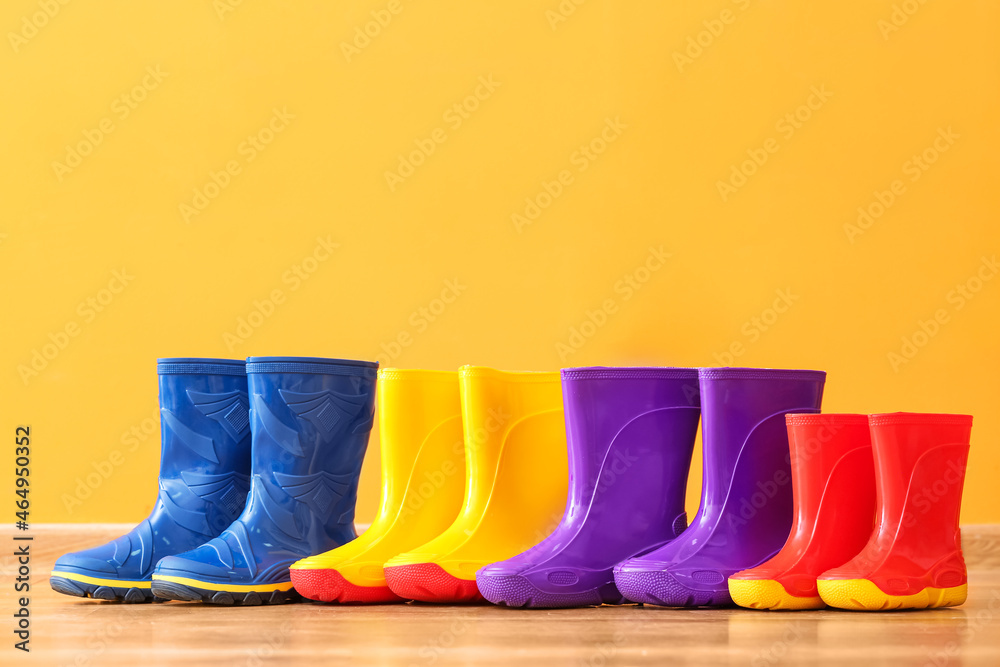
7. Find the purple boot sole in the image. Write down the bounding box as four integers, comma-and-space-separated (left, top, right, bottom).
477, 367, 702, 609
613, 569, 730, 607
477, 577, 627, 608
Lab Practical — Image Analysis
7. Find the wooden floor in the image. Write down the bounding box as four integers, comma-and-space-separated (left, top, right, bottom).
3, 525, 1000, 666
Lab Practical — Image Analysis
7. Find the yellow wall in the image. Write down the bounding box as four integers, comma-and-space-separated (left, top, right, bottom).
2, 1, 998, 526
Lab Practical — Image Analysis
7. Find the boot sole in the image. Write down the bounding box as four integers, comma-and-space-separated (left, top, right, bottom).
728, 578, 824, 610
614, 569, 733, 607
150, 575, 299, 605
50, 572, 164, 603
384, 563, 485, 603
289, 567, 403, 604
476, 573, 627, 609
817, 579, 968, 611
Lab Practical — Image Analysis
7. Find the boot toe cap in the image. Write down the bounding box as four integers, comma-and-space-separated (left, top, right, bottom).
154, 550, 233, 581
53, 550, 122, 578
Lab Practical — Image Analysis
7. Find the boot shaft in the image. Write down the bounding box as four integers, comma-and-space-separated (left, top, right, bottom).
156, 357, 251, 479
455, 365, 567, 542
560, 366, 700, 518
869, 413, 972, 552
155, 358, 252, 536
375, 368, 463, 524
785, 413, 873, 532
457, 366, 562, 505
697, 367, 826, 508
815, 413, 974, 609
246, 356, 378, 531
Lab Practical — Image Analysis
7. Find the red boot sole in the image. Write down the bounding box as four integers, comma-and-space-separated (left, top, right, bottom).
290, 567, 403, 604
384, 563, 485, 603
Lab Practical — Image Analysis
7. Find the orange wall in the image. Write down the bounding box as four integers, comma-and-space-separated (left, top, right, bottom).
1, 0, 997, 524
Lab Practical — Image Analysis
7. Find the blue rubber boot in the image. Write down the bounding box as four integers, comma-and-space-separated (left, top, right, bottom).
50, 358, 252, 603
151, 356, 378, 605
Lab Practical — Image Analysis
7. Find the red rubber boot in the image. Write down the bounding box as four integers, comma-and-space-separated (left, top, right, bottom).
818, 413, 973, 611
728, 414, 876, 610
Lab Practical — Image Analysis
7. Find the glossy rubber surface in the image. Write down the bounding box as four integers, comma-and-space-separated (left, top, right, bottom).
291, 568, 401, 604
384, 366, 569, 603
152, 356, 377, 604
816, 579, 968, 611
818, 413, 973, 611
478, 367, 701, 608
292, 369, 465, 603
615, 367, 826, 608
384, 562, 484, 603
51, 358, 252, 603
729, 413, 876, 611
727, 578, 821, 610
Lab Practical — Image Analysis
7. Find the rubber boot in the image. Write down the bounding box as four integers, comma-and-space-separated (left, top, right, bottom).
383, 366, 569, 603
614, 367, 826, 607
150, 356, 377, 605
817, 412, 973, 611
290, 369, 465, 603
728, 413, 876, 610
476, 367, 701, 608
50, 358, 252, 602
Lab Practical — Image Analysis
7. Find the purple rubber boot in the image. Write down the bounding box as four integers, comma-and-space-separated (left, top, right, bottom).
476, 367, 701, 608
614, 367, 826, 607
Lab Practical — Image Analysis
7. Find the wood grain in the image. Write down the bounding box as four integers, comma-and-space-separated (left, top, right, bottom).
3, 525, 999, 666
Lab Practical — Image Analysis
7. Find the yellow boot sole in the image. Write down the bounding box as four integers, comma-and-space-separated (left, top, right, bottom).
728, 578, 824, 610
817, 579, 967, 611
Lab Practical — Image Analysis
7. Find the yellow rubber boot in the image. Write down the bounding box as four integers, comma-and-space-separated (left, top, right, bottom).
384, 366, 569, 603
289, 369, 465, 603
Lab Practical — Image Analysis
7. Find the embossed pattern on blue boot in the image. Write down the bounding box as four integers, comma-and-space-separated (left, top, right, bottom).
51, 358, 252, 603
151, 356, 378, 605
